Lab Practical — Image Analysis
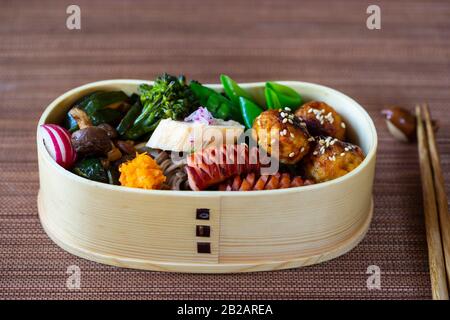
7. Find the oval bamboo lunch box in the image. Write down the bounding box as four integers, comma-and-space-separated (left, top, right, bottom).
37, 80, 377, 273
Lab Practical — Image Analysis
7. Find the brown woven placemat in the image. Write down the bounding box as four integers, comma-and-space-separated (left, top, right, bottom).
1, 0, 449, 300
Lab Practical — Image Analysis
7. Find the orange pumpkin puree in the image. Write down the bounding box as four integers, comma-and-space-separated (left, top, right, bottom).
119, 153, 166, 189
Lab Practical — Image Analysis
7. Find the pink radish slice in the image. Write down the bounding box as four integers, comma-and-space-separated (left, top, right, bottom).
39, 124, 77, 168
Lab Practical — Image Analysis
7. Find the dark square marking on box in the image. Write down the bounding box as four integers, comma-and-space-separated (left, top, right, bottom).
196, 225, 210, 237
197, 242, 211, 254
196, 208, 210, 220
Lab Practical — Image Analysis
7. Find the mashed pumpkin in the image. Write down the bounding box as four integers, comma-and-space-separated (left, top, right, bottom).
119, 153, 166, 189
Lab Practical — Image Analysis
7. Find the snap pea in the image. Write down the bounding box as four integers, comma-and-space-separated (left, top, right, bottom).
264, 85, 282, 110
239, 97, 264, 129
206, 93, 233, 120
189, 81, 241, 122
265, 82, 302, 109
220, 74, 254, 107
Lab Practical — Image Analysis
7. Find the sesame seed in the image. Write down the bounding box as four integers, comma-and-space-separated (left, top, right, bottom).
289, 152, 295, 158
284, 107, 291, 111
280, 112, 286, 117
313, 151, 318, 155
282, 118, 288, 124
301, 147, 305, 152
325, 112, 334, 124
308, 137, 315, 142
290, 133, 295, 138
288, 119, 293, 124
341, 122, 346, 128
344, 147, 350, 152
308, 108, 313, 113
340, 152, 345, 156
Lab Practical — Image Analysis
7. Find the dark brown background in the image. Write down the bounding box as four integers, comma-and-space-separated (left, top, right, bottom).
1, 0, 449, 300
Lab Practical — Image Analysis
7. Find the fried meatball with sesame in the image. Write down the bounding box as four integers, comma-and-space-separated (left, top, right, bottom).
295, 101, 346, 140
252, 108, 312, 165
303, 136, 364, 183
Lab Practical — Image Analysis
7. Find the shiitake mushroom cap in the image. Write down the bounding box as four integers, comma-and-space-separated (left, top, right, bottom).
71, 126, 112, 155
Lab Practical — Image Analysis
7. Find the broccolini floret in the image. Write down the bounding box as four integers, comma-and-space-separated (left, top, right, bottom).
124, 73, 199, 140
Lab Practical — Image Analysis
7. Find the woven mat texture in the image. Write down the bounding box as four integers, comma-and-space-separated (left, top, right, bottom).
1, 0, 449, 300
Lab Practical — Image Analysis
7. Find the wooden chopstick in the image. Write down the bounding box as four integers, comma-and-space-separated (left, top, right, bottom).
415, 105, 449, 300
422, 104, 450, 287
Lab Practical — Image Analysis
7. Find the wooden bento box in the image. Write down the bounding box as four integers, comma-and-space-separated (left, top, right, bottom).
37, 80, 377, 273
